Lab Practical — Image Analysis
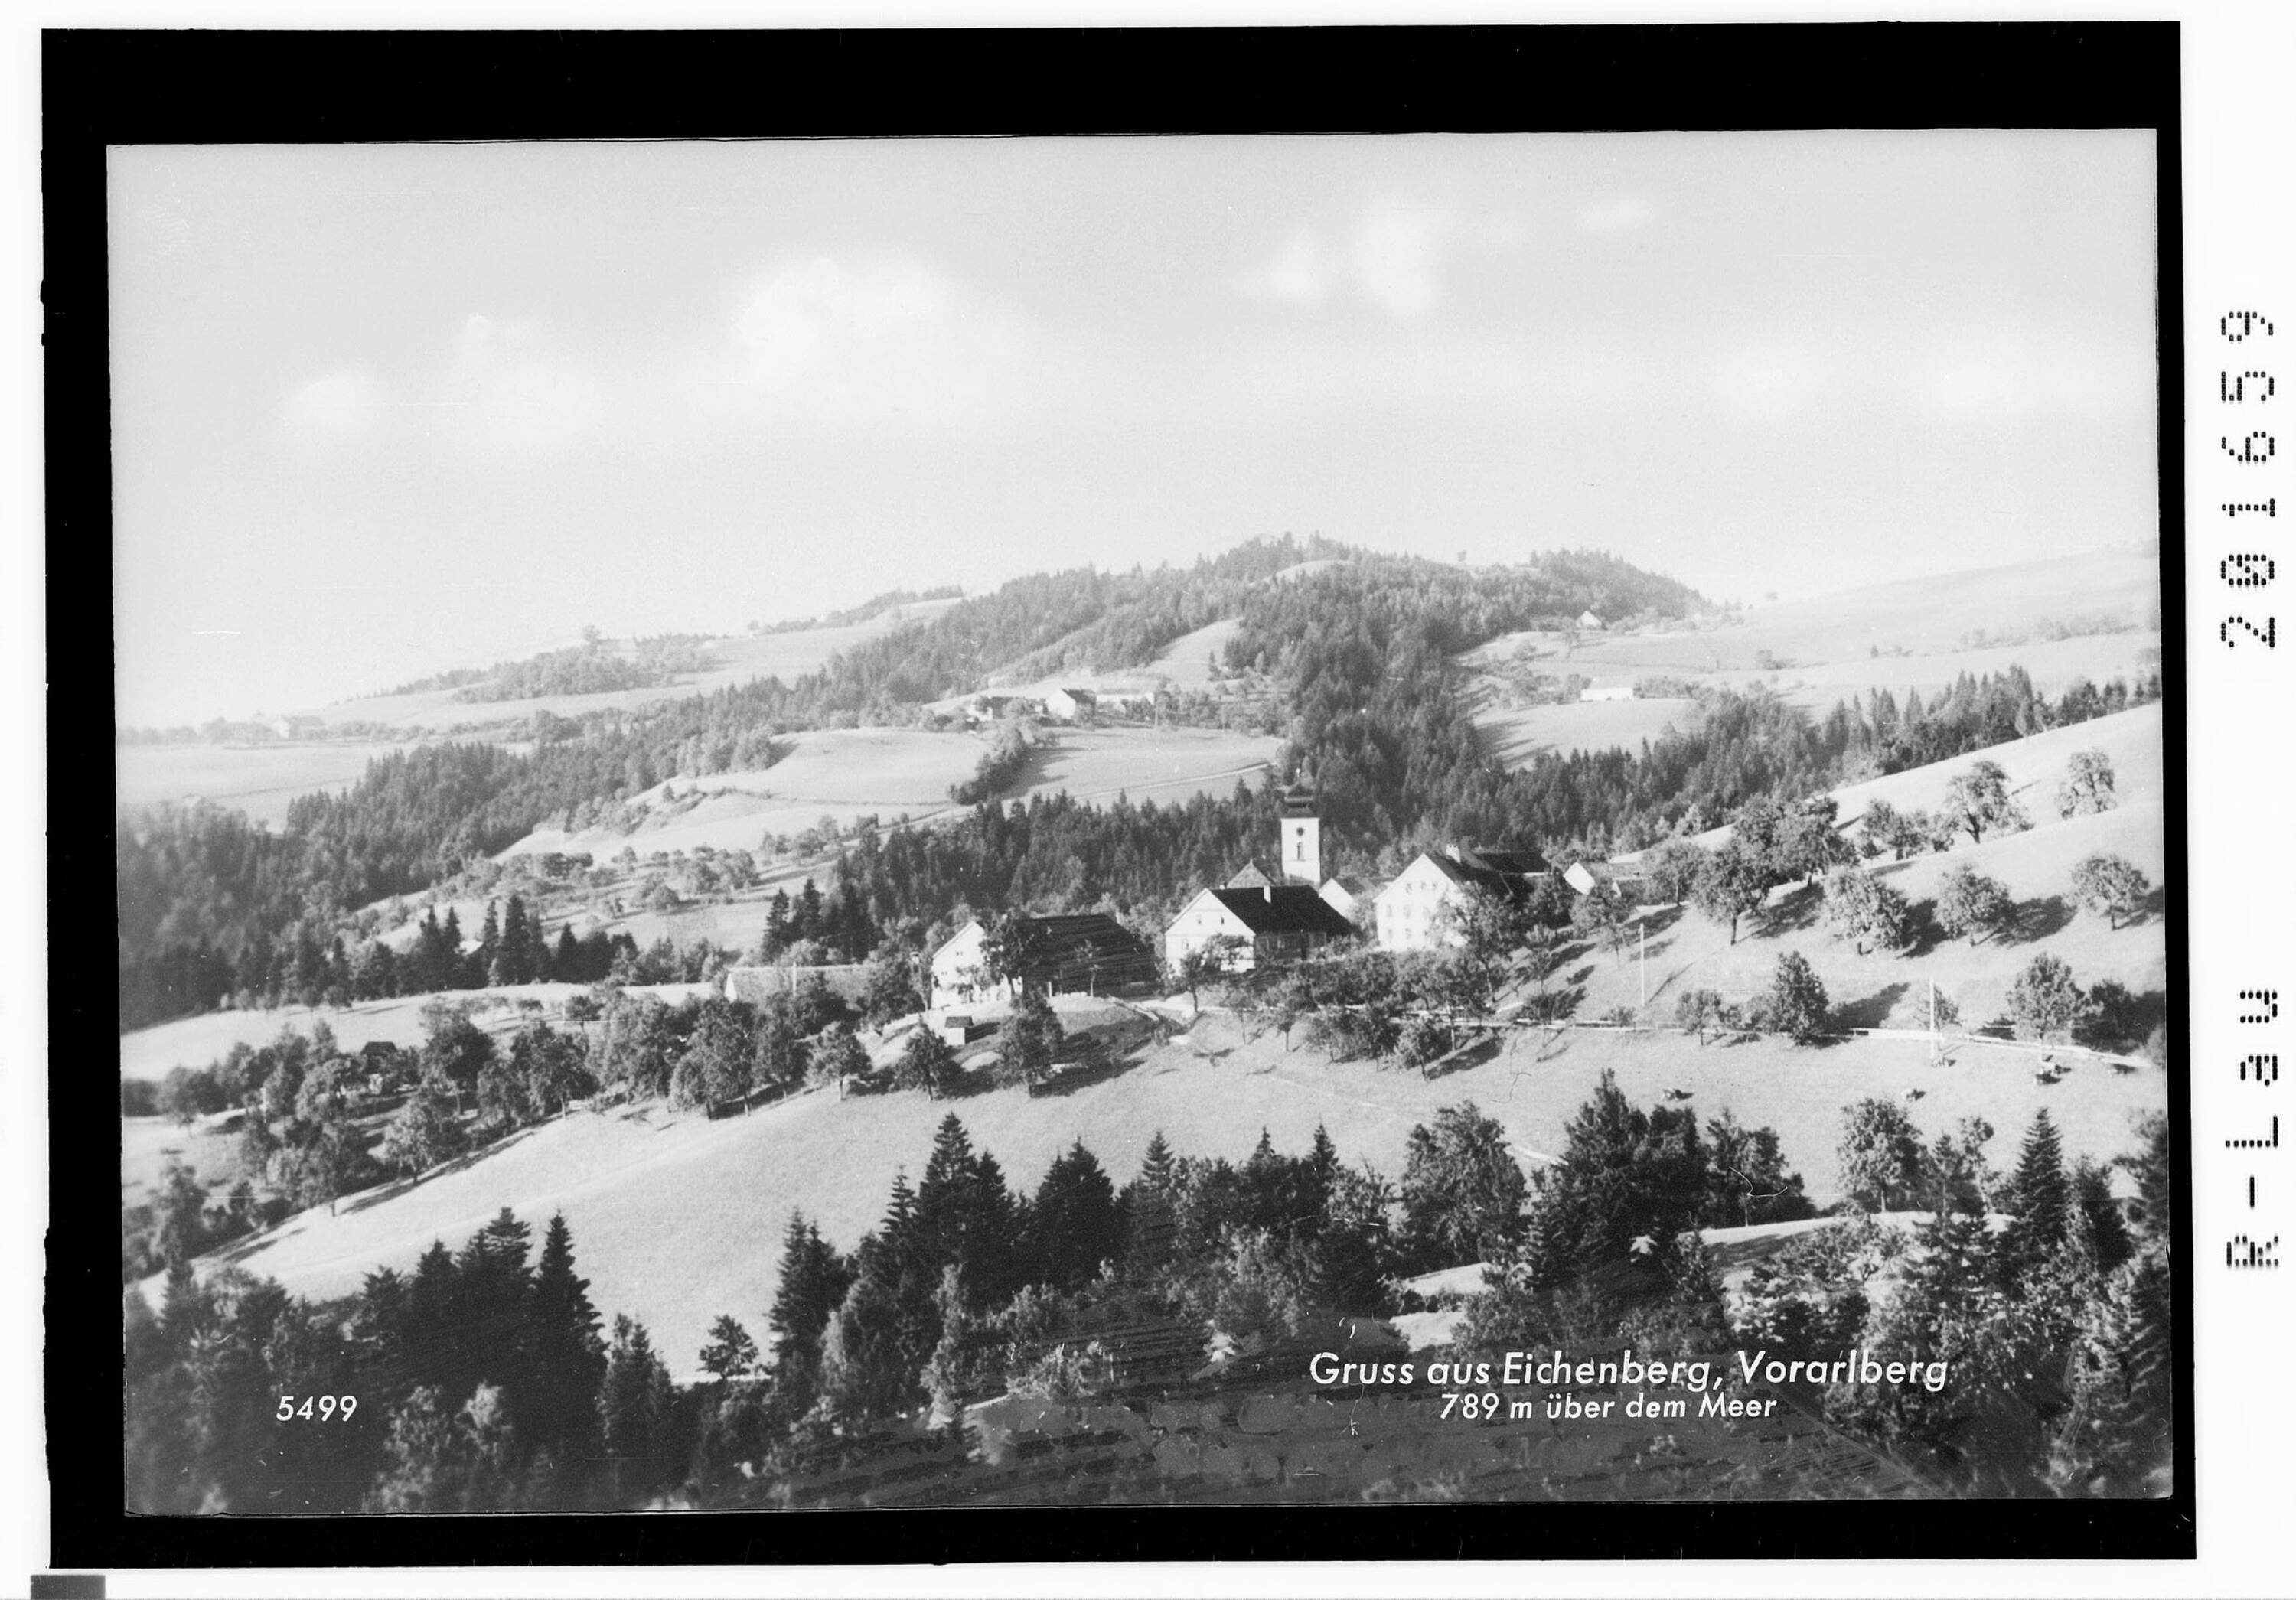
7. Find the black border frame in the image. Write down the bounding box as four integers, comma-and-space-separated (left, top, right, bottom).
51, 21, 2192, 1569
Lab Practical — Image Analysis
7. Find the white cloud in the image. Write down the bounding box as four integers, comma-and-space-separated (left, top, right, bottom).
1233, 231, 1329, 305
280, 369, 384, 440
1350, 204, 1447, 318
1577, 195, 1658, 234
1237, 204, 1451, 319
724, 254, 1035, 432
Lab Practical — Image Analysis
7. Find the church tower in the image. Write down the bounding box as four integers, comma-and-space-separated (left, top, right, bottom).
1280, 772, 1321, 885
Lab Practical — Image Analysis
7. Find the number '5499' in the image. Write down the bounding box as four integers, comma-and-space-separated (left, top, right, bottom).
275, 1394, 357, 1421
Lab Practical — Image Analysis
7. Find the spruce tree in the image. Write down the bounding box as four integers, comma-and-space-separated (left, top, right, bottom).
1122, 1132, 1182, 1281
767, 1211, 852, 1406
596, 1315, 677, 1505
524, 1212, 606, 1482
1996, 1110, 2072, 1286
1026, 1140, 1120, 1293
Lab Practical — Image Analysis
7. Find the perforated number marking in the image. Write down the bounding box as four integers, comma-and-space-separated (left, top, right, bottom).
2222, 616, 2277, 648
2223, 311, 2275, 341
2223, 555, 2277, 585
2224, 432, 2277, 463
2223, 370, 2276, 402
2223, 500, 2276, 520
2240, 989, 2280, 1024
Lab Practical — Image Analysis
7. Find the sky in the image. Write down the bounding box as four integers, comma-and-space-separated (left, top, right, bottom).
106, 132, 2159, 728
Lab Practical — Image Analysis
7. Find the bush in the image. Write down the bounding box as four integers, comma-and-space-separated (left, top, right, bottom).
1765, 951, 1830, 1043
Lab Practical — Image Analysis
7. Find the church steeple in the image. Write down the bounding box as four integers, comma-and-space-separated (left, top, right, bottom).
1279, 770, 1320, 885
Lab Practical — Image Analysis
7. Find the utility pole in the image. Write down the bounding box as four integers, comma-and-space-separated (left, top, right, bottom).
1928, 976, 1937, 1063
1638, 921, 1647, 1015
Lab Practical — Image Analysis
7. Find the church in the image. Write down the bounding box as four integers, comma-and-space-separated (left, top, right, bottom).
1162, 776, 1360, 973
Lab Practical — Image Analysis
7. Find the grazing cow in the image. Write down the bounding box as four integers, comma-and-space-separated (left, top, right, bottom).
1902, 1087, 1925, 1103
1664, 1087, 1694, 1102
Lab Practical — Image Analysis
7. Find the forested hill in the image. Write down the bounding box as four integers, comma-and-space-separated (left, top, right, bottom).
113, 540, 1724, 1031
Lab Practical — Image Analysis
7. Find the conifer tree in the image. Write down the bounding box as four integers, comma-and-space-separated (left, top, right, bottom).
1025, 1140, 1121, 1293
596, 1315, 678, 1505
767, 1211, 853, 1406
1122, 1131, 1182, 1281
523, 1212, 606, 1479
1997, 1110, 2071, 1285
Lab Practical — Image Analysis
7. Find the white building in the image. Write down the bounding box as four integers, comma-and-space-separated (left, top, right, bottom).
1579, 684, 1635, 703
1043, 687, 1097, 722
928, 921, 1003, 1011
1372, 846, 1549, 953
1577, 609, 1606, 631
1163, 882, 1356, 973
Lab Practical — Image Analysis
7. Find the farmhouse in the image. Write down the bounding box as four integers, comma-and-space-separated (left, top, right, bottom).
1043, 687, 1097, 722
1373, 844, 1550, 953
1577, 609, 1606, 631
960, 693, 1038, 725
1562, 859, 1649, 898
928, 914, 1158, 1010
1579, 684, 1636, 703
1164, 882, 1358, 973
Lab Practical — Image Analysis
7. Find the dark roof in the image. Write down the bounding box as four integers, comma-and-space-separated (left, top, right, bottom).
1424, 845, 1551, 899
1208, 885, 1358, 938
1002, 913, 1159, 987
1280, 777, 1318, 819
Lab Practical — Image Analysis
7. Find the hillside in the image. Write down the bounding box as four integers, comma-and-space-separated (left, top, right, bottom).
153, 1004, 2164, 1383
494, 725, 1282, 863
1463, 545, 2159, 765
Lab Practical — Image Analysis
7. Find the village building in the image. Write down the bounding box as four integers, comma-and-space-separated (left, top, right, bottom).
1163, 881, 1357, 973
1373, 844, 1551, 953
1579, 684, 1636, 703
1042, 687, 1097, 722
1562, 859, 1648, 898
1577, 609, 1606, 631
928, 913, 1158, 1010
959, 692, 1038, 725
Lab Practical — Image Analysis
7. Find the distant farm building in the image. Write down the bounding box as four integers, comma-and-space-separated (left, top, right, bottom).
1563, 860, 1647, 898
1374, 844, 1550, 953
1579, 684, 1636, 703
928, 914, 1157, 1010
960, 693, 1038, 725
1163, 882, 1357, 973
1043, 687, 1098, 722
1577, 610, 1606, 631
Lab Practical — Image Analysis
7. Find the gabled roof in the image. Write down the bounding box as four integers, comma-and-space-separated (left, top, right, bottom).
1408, 845, 1550, 901
1225, 860, 1275, 888
998, 913, 1159, 987
1205, 884, 1358, 938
